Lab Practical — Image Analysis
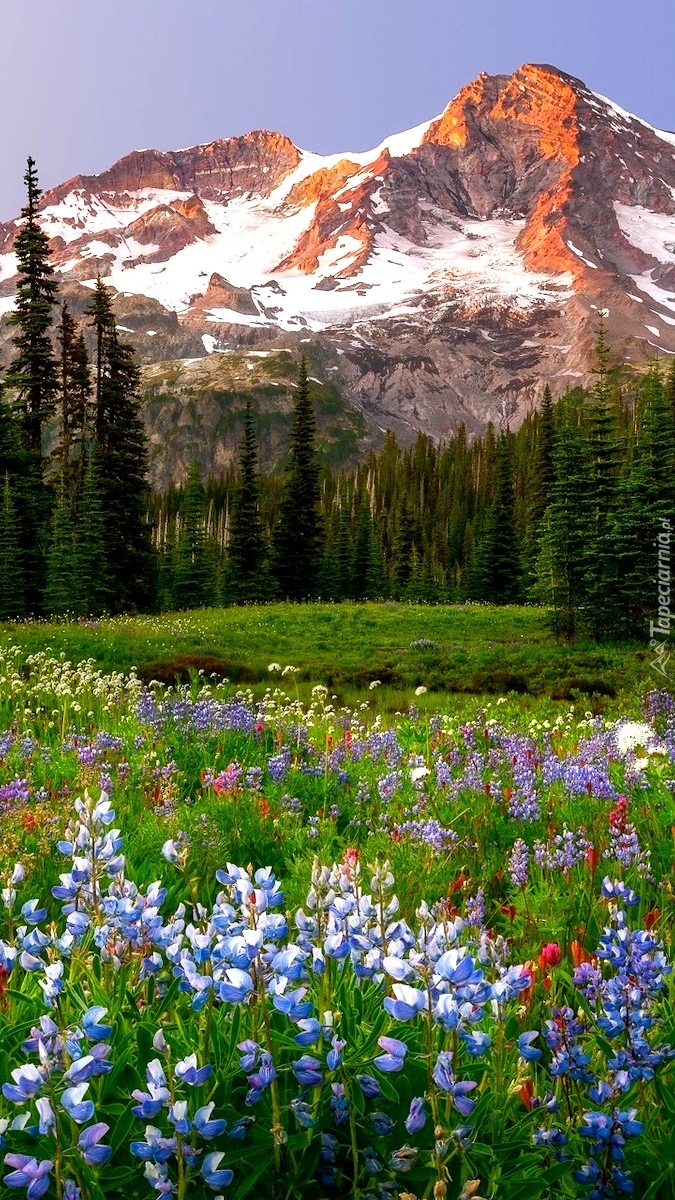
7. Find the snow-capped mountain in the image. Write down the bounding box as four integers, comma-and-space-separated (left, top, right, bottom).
1, 62, 675, 450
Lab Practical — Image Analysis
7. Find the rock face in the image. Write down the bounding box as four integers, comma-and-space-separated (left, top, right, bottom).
1, 63, 675, 451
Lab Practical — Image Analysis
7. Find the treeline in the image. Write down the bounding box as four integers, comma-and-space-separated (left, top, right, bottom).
0, 160, 152, 619
154, 330, 675, 643
1, 160, 673, 643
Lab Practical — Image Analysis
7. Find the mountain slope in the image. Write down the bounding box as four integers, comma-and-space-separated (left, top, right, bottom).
1, 62, 675, 461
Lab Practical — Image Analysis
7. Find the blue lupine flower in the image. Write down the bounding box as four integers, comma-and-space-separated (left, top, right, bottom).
174, 1055, 212, 1086
370, 1112, 395, 1136
228, 1117, 255, 1140
168, 1102, 191, 1135
201, 1151, 233, 1190
292, 1056, 323, 1086
4, 1155, 53, 1200
326, 1036, 346, 1071
405, 1097, 426, 1135
364, 1147, 383, 1175
61, 1085, 95, 1125
78, 1124, 111, 1167
21, 901, 46, 927
81, 1007, 112, 1042
433, 1052, 477, 1115
294, 1019, 322, 1047
34, 1100, 55, 1138
462, 1030, 492, 1057
290, 1099, 315, 1129
517, 1031, 542, 1062
383, 984, 427, 1022
358, 1075, 381, 1099
374, 1036, 407, 1073
194, 1103, 227, 1140
389, 1145, 418, 1173
3, 1067, 43, 1104
130, 1127, 176, 1163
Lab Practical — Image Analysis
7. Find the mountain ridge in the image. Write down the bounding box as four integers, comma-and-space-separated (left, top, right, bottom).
1, 62, 675, 480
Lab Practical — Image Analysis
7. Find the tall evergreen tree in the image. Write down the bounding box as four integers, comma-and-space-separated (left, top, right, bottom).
471, 434, 522, 603
534, 400, 592, 640
6, 158, 59, 453
73, 448, 110, 616
273, 357, 322, 599
56, 303, 92, 506
227, 402, 270, 601
174, 461, 210, 609
0, 474, 24, 620
5, 159, 59, 611
86, 279, 153, 610
584, 320, 624, 638
45, 479, 75, 616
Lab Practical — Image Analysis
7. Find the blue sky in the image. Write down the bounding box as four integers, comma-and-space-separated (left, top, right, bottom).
1, 0, 673, 218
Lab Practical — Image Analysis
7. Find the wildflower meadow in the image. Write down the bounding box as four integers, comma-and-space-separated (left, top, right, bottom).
0, 642, 673, 1200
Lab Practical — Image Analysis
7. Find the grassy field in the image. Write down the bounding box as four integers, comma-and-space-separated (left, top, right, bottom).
0, 602, 651, 714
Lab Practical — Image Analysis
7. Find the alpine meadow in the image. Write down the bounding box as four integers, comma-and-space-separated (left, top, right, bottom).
0, 30, 675, 1200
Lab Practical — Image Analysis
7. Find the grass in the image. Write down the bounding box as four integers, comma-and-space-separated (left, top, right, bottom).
0, 602, 651, 715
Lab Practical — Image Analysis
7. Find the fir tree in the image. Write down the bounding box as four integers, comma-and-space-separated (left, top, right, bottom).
73, 448, 110, 617
174, 462, 210, 609
534, 400, 592, 640
6, 158, 59, 453
273, 357, 322, 599
5, 159, 59, 611
524, 384, 556, 591
56, 303, 92, 505
613, 364, 675, 639
227, 402, 270, 601
0, 474, 24, 620
45, 478, 75, 616
86, 280, 153, 610
584, 319, 623, 638
472, 434, 522, 603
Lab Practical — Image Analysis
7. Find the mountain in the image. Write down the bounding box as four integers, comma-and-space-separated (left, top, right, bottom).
1, 62, 675, 482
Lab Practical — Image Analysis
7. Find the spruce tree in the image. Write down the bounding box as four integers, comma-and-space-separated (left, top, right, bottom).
584, 320, 623, 638
45, 479, 75, 616
56, 303, 92, 506
471, 434, 522, 603
227, 401, 269, 601
73, 449, 110, 616
534, 399, 592, 640
523, 384, 556, 591
5, 159, 59, 611
613, 364, 675, 639
6, 159, 59, 453
86, 279, 153, 610
0, 474, 24, 620
273, 357, 322, 599
174, 461, 210, 609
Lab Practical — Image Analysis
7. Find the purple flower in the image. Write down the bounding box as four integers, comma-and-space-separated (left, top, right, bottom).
4, 1156, 53, 1200
517, 1031, 542, 1062
432, 1052, 477, 1116
174, 1055, 212, 1087
201, 1151, 233, 1191
292, 1056, 323, 1087
78, 1124, 111, 1167
194, 1103, 227, 1140
405, 1097, 426, 1135
374, 1036, 407, 1073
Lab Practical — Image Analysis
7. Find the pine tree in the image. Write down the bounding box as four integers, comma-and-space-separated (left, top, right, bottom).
174, 461, 210, 609
86, 279, 153, 610
73, 449, 110, 616
227, 402, 270, 601
273, 357, 322, 599
0, 474, 24, 620
45, 479, 75, 616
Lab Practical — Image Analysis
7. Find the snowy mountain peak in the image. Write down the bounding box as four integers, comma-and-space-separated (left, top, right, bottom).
1, 63, 675, 452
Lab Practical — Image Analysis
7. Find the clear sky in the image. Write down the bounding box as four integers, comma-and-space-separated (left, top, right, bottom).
1, 0, 674, 219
